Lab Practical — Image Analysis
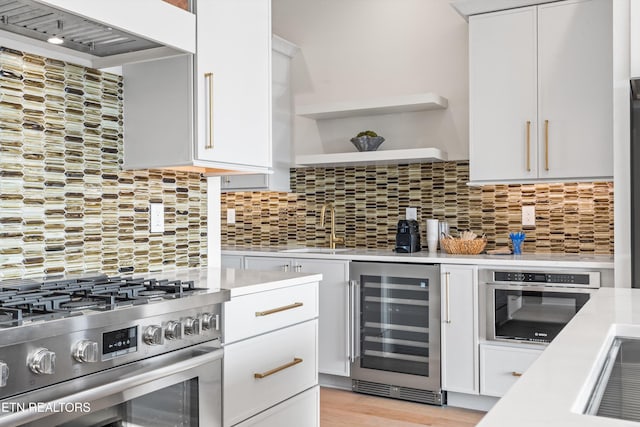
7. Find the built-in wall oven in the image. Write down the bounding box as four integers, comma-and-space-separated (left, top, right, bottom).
481, 269, 601, 345
349, 262, 442, 405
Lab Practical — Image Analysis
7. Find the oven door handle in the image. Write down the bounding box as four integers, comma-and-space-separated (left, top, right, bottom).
0, 348, 224, 427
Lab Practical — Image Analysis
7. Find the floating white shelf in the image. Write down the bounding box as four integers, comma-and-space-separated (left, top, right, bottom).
295, 148, 448, 167
296, 93, 448, 120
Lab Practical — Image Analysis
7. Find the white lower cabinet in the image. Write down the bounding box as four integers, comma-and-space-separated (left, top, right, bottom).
234, 386, 320, 427
441, 265, 479, 395
224, 320, 318, 426
244, 256, 351, 377
480, 344, 542, 397
222, 277, 319, 427
221, 255, 244, 269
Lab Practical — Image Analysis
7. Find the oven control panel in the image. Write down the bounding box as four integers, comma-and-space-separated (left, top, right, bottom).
493, 271, 599, 286
103, 326, 138, 360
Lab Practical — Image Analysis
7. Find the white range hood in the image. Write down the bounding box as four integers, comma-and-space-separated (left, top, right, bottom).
0, 0, 194, 68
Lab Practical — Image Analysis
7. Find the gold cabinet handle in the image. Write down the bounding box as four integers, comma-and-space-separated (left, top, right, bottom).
205, 72, 214, 149
526, 121, 531, 172
544, 119, 549, 171
254, 358, 303, 379
512, 371, 523, 377
444, 272, 451, 324
255, 302, 303, 317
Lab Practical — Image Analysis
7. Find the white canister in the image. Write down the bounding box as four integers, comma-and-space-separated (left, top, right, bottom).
426, 219, 439, 252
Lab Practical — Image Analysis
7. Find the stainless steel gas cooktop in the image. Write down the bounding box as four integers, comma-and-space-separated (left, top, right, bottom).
0, 274, 210, 329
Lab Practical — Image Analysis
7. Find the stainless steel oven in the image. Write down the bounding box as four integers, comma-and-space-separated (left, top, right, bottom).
1, 343, 222, 427
349, 262, 442, 405
481, 269, 600, 345
0, 273, 229, 427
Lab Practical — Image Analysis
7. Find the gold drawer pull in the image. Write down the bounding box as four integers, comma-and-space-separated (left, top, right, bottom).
255, 302, 303, 317
254, 358, 303, 379
512, 371, 523, 377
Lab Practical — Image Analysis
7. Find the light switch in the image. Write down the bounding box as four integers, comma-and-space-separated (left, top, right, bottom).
227, 208, 236, 224
406, 207, 417, 221
522, 205, 535, 226
150, 203, 165, 233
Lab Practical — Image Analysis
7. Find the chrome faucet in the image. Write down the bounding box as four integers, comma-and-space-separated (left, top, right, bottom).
320, 203, 344, 249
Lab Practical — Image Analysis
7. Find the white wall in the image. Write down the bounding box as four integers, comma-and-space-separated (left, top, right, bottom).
272, 0, 470, 160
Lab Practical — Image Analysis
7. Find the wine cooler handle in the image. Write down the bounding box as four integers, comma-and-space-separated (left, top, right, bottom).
444, 272, 451, 324
348, 280, 356, 363
353, 280, 361, 360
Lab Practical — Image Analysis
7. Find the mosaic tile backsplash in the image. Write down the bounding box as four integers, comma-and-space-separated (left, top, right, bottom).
0, 48, 208, 280
221, 161, 614, 254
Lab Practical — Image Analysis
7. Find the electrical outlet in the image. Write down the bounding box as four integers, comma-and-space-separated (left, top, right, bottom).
150, 203, 165, 233
227, 208, 236, 224
522, 205, 536, 226
406, 207, 417, 221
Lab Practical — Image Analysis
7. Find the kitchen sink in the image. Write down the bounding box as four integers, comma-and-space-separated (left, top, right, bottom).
585, 336, 640, 422
279, 248, 351, 253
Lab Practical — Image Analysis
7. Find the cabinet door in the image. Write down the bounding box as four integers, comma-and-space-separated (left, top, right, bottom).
537, 0, 612, 179
195, 0, 272, 168
480, 344, 541, 397
295, 259, 350, 377
469, 7, 538, 182
234, 385, 319, 427
221, 174, 270, 191
441, 265, 479, 395
224, 320, 318, 427
221, 255, 244, 269
245, 256, 292, 272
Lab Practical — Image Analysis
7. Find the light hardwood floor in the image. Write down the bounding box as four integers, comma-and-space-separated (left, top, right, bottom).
321, 388, 486, 427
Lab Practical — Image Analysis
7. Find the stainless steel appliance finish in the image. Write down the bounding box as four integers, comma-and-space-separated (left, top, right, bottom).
349, 262, 442, 405
585, 337, 640, 422
481, 269, 600, 345
0, 274, 229, 426
0, 0, 163, 56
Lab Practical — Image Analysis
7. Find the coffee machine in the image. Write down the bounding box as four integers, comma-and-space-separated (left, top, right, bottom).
395, 219, 421, 253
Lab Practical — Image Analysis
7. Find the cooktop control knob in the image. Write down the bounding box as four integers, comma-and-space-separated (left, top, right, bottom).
143, 325, 164, 345
201, 313, 218, 331
0, 361, 8, 387
72, 340, 99, 363
28, 349, 56, 375
164, 321, 182, 340
183, 317, 201, 336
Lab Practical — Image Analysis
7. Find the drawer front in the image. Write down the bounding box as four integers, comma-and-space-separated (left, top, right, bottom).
234, 386, 319, 427
480, 344, 542, 397
224, 320, 318, 427
224, 282, 319, 344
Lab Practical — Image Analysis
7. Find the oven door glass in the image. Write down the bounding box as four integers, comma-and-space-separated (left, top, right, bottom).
57, 379, 198, 427
493, 288, 591, 343
360, 274, 430, 376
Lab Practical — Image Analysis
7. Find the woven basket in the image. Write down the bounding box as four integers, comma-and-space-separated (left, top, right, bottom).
440, 238, 487, 255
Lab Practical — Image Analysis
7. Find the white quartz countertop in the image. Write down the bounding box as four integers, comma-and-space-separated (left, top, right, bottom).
222, 246, 614, 269
478, 288, 640, 427
137, 266, 322, 297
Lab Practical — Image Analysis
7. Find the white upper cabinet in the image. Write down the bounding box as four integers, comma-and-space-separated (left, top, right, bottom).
123, 0, 272, 174
221, 35, 298, 192
469, 0, 613, 184
195, 0, 271, 169
469, 6, 538, 182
